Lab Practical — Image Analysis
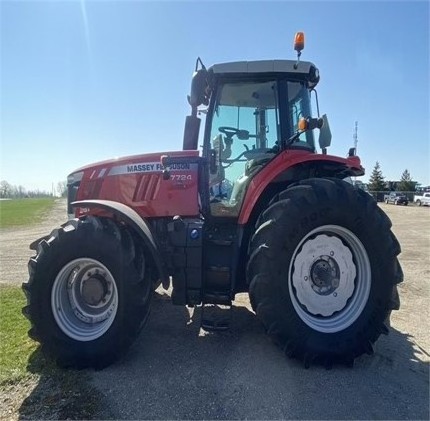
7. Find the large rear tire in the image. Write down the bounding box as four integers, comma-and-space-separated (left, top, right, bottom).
22, 216, 153, 369
247, 178, 402, 367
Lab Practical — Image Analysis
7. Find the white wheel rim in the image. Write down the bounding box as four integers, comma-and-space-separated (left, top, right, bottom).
51, 258, 118, 341
288, 225, 371, 333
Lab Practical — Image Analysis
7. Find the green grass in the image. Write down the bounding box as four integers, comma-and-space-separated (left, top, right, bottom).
0, 286, 40, 384
0, 286, 107, 419
0, 198, 55, 228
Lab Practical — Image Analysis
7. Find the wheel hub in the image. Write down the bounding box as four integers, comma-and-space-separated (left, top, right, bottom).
81, 275, 108, 306
288, 225, 372, 334
310, 256, 340, 295
291, 233, 356, 317
51, 258, 118, 341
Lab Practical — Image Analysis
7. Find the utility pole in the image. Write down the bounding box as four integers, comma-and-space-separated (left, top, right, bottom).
353, 121, 358, 183
353, 121, 358, 154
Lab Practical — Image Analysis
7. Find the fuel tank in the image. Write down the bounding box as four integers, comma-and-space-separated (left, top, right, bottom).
67, 150, 200, 218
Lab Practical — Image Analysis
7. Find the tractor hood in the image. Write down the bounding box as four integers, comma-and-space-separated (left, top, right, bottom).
68, 150, 199, 181
67, 150, 200, 219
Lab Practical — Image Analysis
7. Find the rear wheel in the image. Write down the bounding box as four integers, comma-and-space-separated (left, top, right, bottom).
247, 178, 402, 367
23, 216, 153, 369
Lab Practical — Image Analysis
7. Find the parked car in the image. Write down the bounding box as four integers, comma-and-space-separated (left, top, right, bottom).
384, 192, 409, 205
413, 192, 430, 206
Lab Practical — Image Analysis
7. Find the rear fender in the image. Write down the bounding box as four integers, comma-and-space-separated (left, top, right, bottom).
73, 199, 169, 289
238, 155, 364, 225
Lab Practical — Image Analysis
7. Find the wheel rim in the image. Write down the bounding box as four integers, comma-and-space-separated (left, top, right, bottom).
51, 258, 118, 341
288, 225, 371, 333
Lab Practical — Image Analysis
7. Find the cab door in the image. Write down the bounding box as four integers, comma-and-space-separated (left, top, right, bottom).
205, 79, 280, 217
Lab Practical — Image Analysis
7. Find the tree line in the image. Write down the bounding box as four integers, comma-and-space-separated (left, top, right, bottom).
368, 163, 417, 192
0, 180, 67, 199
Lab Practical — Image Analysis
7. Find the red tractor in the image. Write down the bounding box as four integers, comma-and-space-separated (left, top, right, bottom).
23, 33, 402, 369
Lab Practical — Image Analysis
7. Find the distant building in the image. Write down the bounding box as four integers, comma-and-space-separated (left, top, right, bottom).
416, 185, 430, 193
386, 180, 419, 191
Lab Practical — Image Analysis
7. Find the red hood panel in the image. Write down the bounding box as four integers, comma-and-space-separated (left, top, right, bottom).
74, 150, 200, 218
71, 150, 200, 175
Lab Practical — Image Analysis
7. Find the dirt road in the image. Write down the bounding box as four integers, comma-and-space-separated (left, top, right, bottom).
0, 199, 67, 286
1, 201, 428, 419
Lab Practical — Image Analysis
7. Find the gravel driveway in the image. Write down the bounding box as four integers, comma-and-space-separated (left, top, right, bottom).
1, 201, 428, 419
0, 199, 67, 286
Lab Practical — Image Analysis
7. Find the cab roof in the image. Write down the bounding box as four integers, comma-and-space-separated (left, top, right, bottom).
209, 59, 316, 75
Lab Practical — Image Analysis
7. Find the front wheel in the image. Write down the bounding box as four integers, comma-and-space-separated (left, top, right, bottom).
23, 216, 153, 369
247, 178, 402, 367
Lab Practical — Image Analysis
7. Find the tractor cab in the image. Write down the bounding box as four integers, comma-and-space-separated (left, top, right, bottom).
204, 63, 320, 216
183, 37, 331, 218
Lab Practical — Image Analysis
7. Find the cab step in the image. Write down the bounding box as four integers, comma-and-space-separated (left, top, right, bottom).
200, 303, 232, 332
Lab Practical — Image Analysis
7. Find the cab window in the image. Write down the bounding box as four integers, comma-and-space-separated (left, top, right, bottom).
288, 81, 315, 150
207, 80, 279, 216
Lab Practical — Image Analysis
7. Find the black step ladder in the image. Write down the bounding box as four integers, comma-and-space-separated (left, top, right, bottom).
200, 265, 233, 331
201, 302, 232, 331
200, 227, 236, 331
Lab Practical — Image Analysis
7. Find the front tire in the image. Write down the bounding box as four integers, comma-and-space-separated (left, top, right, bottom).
247, 178, 402, 367
22, 216, 153, 369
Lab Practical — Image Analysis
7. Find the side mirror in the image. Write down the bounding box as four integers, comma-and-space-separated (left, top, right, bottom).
318, 114, 332, 150
183, 115, 200, 150
189, 69, 209, 108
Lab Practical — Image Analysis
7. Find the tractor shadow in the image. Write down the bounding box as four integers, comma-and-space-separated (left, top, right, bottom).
20, 290, 429, 420
18, 348, 114, 420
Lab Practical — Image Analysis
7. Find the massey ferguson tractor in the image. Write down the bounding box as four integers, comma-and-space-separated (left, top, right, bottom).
23, 33, 402, 369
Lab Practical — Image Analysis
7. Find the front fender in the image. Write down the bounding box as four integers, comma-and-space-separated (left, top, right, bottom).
73, 199, 169, 289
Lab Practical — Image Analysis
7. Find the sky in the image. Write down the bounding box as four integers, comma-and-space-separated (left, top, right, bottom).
1, 0, 429, 192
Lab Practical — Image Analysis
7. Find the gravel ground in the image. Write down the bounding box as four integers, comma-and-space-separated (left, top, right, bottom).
0, 199, 68, 286
1, 201, 428, 420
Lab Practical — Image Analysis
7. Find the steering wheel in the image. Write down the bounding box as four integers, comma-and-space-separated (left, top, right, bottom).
218, 126, 241, 139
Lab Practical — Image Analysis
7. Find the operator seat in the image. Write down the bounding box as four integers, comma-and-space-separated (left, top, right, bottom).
228, 149, 275, 207
244, 148, 274, 176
